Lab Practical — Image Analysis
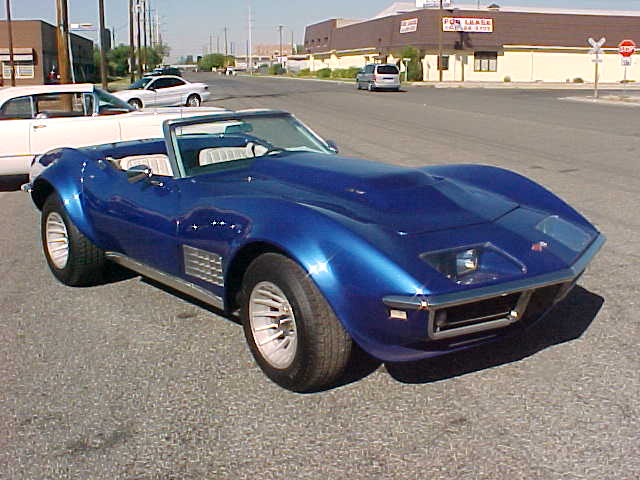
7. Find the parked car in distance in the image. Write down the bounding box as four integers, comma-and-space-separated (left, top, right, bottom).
149, 66, 182, 77
113, 75, 210, 109
0, 83, 225, 176
356, 64, 401, 91
25, 109, 604, 392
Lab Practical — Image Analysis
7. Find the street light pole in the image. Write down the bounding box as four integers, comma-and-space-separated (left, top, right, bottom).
98, 0, 108, 89
5, 0, 15, 86
438, 0, 443, 82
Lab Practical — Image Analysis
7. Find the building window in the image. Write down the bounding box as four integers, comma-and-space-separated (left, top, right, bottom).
438, 55, 449, 71
2, 61, 35, 79
474, 52, 497, 72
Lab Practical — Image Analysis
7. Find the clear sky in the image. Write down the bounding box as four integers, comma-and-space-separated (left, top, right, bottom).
6, 0, 640, 61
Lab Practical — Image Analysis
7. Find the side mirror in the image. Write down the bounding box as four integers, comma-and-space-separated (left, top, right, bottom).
126, 164, 152, 183
326, 140, 339, 154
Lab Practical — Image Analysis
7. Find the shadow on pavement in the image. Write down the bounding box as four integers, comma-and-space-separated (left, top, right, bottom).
0, 174, 28, 192
384, 286, 603, 385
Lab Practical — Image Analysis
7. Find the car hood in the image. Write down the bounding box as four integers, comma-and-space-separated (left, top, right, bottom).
242, 153, 519, 234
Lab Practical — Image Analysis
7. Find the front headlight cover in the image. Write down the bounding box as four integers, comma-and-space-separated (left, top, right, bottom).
421, 243, 527, 286
535, 215, 594, 253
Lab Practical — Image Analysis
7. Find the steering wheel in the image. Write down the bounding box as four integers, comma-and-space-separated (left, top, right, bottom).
246, 139, 284, 157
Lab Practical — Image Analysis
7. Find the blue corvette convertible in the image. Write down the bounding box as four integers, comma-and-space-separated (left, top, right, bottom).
24, 110, 605, 392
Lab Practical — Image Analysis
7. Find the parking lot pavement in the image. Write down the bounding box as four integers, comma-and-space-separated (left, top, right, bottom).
1, 75, 638, 479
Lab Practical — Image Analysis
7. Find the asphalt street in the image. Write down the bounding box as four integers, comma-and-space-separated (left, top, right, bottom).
1, 75, 638, 479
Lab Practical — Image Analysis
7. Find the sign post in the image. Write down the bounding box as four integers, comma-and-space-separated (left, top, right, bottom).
403, 57, 411, 82
588, 37, 606, 99
618, 39, 636, 94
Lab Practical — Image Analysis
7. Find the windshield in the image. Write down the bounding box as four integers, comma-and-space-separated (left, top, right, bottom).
170, 113, 334, 177
128, 77, 153, 90
95, 88, 134, 113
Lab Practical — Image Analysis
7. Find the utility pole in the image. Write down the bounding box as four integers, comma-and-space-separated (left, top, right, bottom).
98, 0, 108, 89
5, 0, 15, 86
136, 0, 143, 77
291, 29, 294, 55
438, 0, 443, 82
209, 34, 213, 55
278, 25, 283, 67
55, 0, 71, 84
142, 0, 147, 70
128, 0, 135, 82
248, 5, 253, 74
224, 26, 228, 66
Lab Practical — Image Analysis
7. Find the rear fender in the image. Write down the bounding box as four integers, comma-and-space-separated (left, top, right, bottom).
30, 148, 98, 242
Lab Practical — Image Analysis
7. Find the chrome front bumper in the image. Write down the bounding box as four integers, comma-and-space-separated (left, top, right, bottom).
383, 234, 605, 340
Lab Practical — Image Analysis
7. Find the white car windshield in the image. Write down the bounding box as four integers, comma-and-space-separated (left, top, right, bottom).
169, 113, 334, 177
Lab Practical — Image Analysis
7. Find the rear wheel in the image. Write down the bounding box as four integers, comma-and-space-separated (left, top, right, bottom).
186, 94, 201, 107
241, 253, 352, 392
128, 98, 143, 109
41, 194, 105, 286
368, 82, 374, 92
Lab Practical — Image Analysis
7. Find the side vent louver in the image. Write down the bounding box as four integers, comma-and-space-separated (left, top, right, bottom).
183, 245, 224, 287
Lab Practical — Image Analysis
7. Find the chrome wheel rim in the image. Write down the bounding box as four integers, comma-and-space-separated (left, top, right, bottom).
188, 96, 200, 107
45, 212, 69, 269
249, 281, 298, 369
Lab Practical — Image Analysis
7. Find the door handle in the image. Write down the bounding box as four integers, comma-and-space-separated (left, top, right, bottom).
32, 124, 47, 130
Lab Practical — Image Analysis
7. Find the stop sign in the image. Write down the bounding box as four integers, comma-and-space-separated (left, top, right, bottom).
618, 39, 636, 57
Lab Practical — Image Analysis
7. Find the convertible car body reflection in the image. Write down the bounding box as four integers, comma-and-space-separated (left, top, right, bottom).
24, 110, 605, 392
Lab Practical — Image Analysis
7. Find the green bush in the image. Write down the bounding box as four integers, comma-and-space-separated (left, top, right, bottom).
503, 76, 511, 82
297, 68, 312, 77
316, 68, 331, 78
269, 63, 285, 75
331, 67, 360, 79
572, 77, 584, 83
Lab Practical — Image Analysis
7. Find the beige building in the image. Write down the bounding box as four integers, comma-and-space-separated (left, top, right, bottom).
304, 4, 640, 83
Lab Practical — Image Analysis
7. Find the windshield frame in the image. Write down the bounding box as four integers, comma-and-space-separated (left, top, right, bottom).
94, 87, 134, 114
163, 110, 335, 178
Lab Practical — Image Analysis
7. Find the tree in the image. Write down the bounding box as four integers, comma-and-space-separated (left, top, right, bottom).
198, 54, 234, 71
399, 46, 423, 82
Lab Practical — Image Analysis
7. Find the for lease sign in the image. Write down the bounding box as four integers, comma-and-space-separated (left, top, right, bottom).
400, 18, 418, 34
442, 17, 494, 33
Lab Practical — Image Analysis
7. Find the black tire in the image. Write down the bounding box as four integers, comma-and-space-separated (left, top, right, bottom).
241, 253, 352, 392
368, 82, 374, 92
41, 194, 105, 287
355, 80, 361, 90
128, 98, 143, 109
186, 94, 201, 107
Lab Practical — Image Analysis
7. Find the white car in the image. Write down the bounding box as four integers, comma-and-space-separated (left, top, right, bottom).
0, 83, 225, 176
113, 75, 211, 109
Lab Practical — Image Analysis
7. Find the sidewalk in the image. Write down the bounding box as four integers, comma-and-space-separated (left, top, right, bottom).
410, 80, 640, 90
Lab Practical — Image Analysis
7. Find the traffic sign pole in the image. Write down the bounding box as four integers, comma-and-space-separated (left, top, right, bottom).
588, 37, 606, 99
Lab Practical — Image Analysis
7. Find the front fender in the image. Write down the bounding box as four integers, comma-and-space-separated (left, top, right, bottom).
29, 148, 98, 242
220, 197, 428, 361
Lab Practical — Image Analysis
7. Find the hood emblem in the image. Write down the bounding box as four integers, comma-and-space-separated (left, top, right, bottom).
531, 241, 549, 252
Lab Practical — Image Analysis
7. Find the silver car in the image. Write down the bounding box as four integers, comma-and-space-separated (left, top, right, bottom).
356, 64, 401, 91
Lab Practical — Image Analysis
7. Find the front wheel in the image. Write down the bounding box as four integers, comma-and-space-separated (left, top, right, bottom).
41, 194, 105, 286
186, 94, 201, 107
241, 253, 352, 392
368, 82, 374, 92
